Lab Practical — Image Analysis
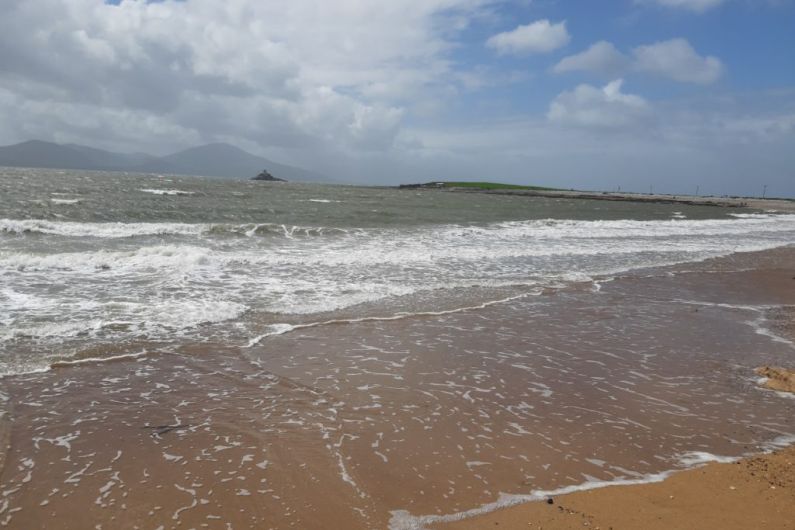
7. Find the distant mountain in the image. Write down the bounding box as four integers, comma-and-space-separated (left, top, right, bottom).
0, 140, 327, 182
133, 143, 324, 182
0, 140, 109, 170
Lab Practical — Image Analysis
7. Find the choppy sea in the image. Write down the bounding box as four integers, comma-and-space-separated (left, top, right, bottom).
2, 166, 795, 376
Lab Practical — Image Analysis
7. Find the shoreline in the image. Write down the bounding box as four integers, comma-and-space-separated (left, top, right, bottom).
430, 294, 795, 530
0, 248, 793, 529
436, 443, 795, 530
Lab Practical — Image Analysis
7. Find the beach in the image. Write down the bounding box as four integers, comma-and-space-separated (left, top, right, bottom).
1, 170, 795, 528
0, 246, 793, 528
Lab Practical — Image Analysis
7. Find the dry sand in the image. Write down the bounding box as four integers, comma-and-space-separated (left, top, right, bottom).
439, 445, 795, 530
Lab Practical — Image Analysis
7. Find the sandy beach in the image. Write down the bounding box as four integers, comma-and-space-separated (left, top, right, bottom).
0, 246, 792, 528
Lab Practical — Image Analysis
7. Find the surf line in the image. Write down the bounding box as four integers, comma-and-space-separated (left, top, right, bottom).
245, 290, 543, 348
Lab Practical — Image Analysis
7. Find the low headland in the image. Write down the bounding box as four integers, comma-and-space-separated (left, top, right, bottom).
398, 181, 795, 212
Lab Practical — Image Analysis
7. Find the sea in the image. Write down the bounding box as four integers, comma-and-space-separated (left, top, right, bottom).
2, 167, 794, 376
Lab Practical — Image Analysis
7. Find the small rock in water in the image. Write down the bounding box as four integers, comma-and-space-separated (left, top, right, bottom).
546, 498, 554, 505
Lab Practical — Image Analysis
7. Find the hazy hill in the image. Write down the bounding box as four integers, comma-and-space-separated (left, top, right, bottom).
0, 140, 326, 182
134, 143, 323, 182
0, 140, 106, 170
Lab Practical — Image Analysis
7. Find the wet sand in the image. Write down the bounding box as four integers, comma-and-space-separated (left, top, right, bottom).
0, 248, 793, 529
440, 444, 795, 530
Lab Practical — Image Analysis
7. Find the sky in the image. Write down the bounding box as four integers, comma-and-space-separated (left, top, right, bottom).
1, 0, 793, 196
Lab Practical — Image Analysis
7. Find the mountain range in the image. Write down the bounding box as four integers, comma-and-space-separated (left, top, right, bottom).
0, 140, 327, 182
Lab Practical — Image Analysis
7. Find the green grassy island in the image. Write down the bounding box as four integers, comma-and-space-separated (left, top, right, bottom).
398, 181, 561, 191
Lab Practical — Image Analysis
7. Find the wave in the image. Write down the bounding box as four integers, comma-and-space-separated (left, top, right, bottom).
49, 350, 150, 369
3, 214, 794, 241
1, 298, 248, 343
206, 223, 355, 239
0, 219, 354, 239
0, 219, 206, 238
2, 235, 790, 275
139, 188, 195, 196
245, 291, 537, 347
3, 213, 795, 365
480, 214, 795, 239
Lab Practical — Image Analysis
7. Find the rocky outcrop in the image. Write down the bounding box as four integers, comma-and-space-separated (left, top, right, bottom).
251, 169, 286, 182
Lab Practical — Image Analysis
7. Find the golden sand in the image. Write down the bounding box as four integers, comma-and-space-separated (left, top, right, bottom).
439, 445, 795, 530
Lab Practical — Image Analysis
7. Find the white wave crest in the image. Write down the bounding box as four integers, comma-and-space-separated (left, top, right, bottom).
139, 188, 194, 196
0, 219, 352, 239
3, 213, 795, 357
0, 219, 206, 238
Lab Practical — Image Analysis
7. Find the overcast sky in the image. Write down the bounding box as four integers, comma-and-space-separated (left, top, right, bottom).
1, 0, 793, 195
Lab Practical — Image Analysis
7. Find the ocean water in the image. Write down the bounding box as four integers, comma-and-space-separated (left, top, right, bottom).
2, 166, 795, 376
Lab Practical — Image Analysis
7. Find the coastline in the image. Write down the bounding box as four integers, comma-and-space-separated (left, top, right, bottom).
409, 185, 795, 212
437, 444, 795, 530
0, 247, 793, 529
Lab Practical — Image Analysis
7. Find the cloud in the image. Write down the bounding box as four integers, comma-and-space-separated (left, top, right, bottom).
0, 0, 496, 158
0, 0, 792, 196
486, 20, 570, 55
633, 38, 724, 84
547, 79, 651, 128
555, 38, 723, 86
640, 0, 727, 12
553, 41, 630, 77
398, 89, 795, 196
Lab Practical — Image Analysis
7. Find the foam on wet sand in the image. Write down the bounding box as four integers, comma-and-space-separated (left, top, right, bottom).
435, 444, 795, 530
0, 248, 793, 529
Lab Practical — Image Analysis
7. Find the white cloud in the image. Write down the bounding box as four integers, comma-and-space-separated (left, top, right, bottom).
0, 0, 497, 157
553, 41, 630, 77
643, 0, 727, 13
547, 79, 651, 128
486, 20, 570, 55
633, 38, 724, 84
